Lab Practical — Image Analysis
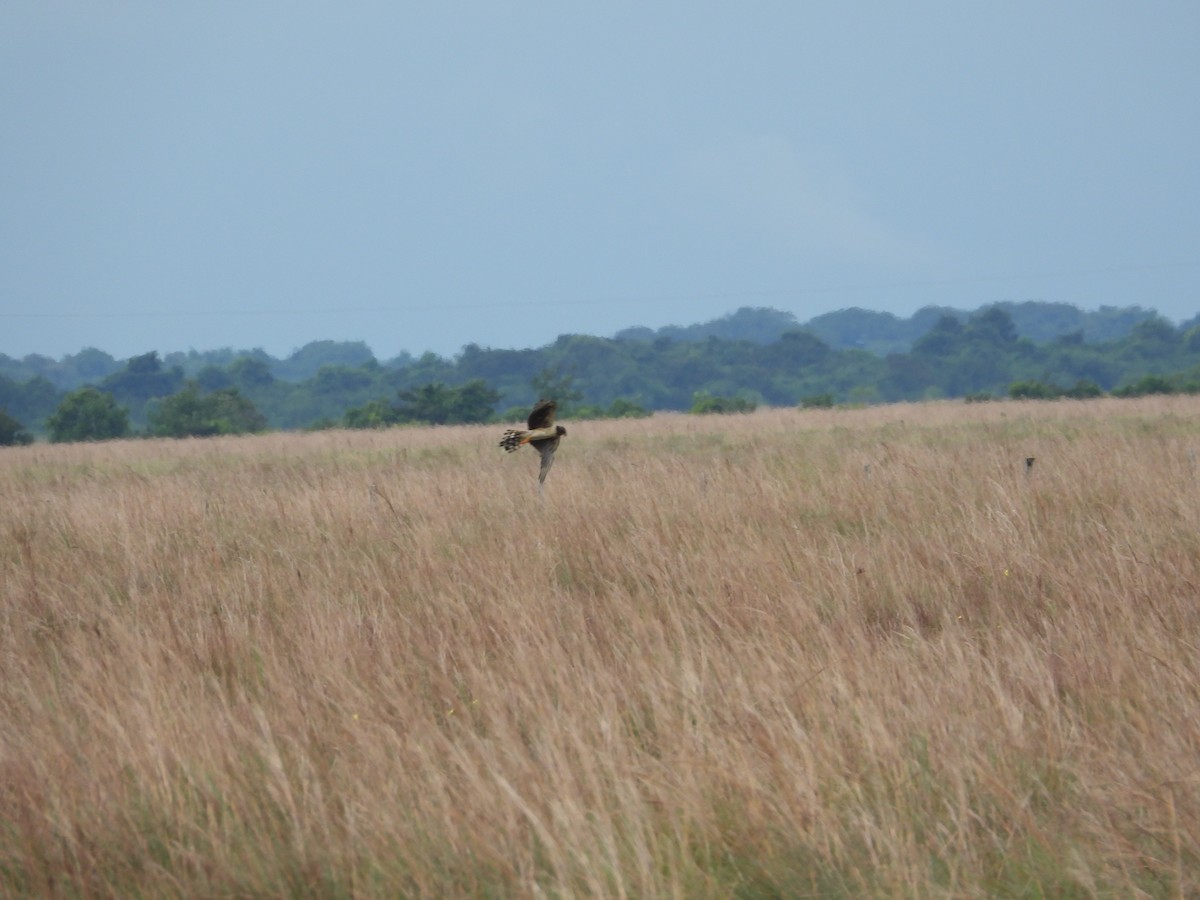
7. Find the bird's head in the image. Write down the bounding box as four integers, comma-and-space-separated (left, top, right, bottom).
556, 425, 568, 437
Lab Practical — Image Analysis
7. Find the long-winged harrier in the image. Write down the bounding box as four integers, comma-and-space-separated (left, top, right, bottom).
499, 399, 567, 488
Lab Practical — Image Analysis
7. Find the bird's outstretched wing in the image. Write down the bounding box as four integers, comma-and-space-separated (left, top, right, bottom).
532, 434, 560, 485
527, 399, 557, 430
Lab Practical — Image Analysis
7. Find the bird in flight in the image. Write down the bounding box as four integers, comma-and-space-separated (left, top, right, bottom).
500, 399, 567, 492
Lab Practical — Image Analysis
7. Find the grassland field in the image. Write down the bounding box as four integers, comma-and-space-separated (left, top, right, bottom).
2, 397, 1199, 897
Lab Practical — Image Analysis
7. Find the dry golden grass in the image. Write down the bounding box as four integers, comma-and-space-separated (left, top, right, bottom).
2, 397, 1199, 897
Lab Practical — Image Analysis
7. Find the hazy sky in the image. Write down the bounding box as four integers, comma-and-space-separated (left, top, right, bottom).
2, 2, 1197, 361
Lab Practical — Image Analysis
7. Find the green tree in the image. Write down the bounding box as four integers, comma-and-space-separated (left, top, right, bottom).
799, 393, 835, 409
394, 383, 458, 424
393, 379, 500, 424
767, 330, 831, 368
1111, 374, 1175, 398
100, 351, 185, 421
881, 354, 936, 401
965, 307, 1020, 347
450, 379, 502, 423
149, 384, 268, 437
1126, 318, 1180, 356
620, 306, 801, 344
804, 307, 911, 354
273, 340, 376, 381
530, 367, 583, 414
0, 374, 61, 428
344, 398, 401, 429
690, 391, 756, 414
229, 357, 276, 389
47, 388, 131, 443
912, 315, 965, 358
0, 409, 33, 446
61, 347, 121, 385
313, 364, 374, 395
195, 365, 234, 391
1008, 380, 1062, 400
606, 397, 650, 418
1063, 379, 1103, 399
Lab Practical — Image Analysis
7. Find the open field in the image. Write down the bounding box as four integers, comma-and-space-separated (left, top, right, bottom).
2, 398, 1200, 897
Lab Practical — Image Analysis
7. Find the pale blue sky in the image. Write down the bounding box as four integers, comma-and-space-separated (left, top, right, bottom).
2, 2, 1197, 361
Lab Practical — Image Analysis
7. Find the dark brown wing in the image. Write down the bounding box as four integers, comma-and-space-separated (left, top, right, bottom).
531, 434, 561, 485
527, 399, 557, 430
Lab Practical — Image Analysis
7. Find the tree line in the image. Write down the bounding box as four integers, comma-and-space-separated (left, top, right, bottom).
4, 302, 1200, 444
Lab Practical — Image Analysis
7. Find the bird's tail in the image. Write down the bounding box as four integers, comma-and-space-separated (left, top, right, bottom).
499, 429, 528, 453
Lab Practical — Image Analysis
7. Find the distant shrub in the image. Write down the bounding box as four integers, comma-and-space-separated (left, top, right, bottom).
799, 393, 835, 409
0, 409, 33, 446
1111, 374, 1175, 398
1008, 380, 1062, 400
690, 392, 756, 415
47, 387, 131, 443
344, 398, 401, 429
148, 385, 267, 438
605, 398, 651, 419
963, 391, 993, 403
1007, 379, 1105, 401
1062, 379, 1104, 399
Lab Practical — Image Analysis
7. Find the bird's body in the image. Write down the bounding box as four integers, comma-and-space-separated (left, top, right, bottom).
500, 399, 567, 488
